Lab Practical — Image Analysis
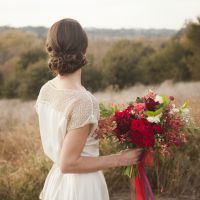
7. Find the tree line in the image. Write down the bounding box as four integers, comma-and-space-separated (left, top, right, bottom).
0, 17, 199, 100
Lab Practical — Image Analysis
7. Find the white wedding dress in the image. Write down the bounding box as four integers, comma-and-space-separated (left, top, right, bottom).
34, 80, 110, 200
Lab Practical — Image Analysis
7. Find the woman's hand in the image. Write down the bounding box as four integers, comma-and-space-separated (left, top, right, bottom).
115, 148, 143, 167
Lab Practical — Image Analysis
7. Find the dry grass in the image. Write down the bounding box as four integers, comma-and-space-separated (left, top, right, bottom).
95, 80, 200, 103
0, 81, 200, 200
95, 80, 200, 126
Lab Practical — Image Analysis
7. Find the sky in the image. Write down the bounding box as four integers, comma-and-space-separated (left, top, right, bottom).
0, 0, 200, 29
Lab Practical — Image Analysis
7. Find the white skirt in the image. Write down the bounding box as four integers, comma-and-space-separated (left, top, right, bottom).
39, 163, 110, 200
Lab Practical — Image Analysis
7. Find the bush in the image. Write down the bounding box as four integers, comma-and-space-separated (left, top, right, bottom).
17, 59, 53, 100
0, 30, 43, 65
102, 40, 155, 89
1, 76, 20, 98
139, 41, 192, 84
184, 17, 200, 80
18, 48, 47, 70
82, 54, 104, 92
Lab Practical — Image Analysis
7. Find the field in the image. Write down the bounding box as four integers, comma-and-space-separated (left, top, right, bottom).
0, 81, 200, 200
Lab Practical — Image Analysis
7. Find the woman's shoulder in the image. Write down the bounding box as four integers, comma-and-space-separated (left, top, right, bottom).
35, 80, 99, 113
38, 80, 89, 99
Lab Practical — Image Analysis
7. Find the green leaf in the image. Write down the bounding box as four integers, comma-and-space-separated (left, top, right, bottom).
99, 103, 115, 117
162, 95, 168, 105
144, 108, 162, 117
181, 100, 189, 109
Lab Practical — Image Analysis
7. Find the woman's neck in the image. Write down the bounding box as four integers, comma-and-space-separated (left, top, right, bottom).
53, 69, 84, 90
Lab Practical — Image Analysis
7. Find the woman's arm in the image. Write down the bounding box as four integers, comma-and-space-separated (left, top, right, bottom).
59, 124, 142, 174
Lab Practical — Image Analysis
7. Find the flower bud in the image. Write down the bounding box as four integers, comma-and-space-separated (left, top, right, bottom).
169, 96, 174, 101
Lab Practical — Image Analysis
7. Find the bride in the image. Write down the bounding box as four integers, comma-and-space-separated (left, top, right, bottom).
34, 18, 142, 200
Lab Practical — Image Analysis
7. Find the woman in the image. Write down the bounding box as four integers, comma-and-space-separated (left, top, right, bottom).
34, 18, 142, 200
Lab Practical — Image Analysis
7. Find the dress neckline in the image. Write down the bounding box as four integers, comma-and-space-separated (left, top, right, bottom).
47, 80, 89, 93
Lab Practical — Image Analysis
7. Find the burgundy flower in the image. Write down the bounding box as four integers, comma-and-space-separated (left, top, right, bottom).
114, 105, 133, 139
144, 98, 159, 111
152, 124, 162, 134
169, 96, 175, 101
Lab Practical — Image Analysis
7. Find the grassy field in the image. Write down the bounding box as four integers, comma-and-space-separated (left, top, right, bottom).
0, 81, 200, 200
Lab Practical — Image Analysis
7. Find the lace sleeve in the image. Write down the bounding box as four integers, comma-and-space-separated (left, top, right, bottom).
67, 94, 98, 132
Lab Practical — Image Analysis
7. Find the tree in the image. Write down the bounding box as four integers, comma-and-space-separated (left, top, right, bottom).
1, 77, 20, 98
18, 48, 47, 70
140, 41, 191, 84
184, 17, 200, 80
82, 54, 104, 92
102, 40, 154, 89
17, 59, 53, 100
0, 30, 43, 65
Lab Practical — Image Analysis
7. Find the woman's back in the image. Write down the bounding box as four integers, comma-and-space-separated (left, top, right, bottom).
34, 80, 109, 200
35, 80, 100, 162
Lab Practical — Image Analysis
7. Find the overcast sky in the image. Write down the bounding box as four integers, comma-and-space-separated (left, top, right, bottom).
0, 0, 199, 29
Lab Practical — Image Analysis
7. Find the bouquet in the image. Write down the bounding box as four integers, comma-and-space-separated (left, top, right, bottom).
95, 90, 189, 200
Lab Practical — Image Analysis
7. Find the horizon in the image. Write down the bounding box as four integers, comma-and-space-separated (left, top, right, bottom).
0, 24, 179, 31
0, 0, 199, 30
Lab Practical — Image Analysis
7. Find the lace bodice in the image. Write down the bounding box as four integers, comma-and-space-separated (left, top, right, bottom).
34, 80, 100, 164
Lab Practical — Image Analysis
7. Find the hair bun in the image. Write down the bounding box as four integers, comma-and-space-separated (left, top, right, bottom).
48, 52, 87, 75
46, 18, 88, 75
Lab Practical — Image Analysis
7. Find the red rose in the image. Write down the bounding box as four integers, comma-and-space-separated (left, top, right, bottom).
130, 119, 155, 147
131, 119, 146, 131
131, 129, 154, 147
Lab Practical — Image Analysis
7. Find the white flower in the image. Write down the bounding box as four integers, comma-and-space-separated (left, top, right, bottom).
181, 108, 190, 123
170, 104, 179, 113
155, 95, 163, 104
147, 113, 162, 123
182, 108, 190, 115
131, 110, 135, 115
172, 108, 179, 113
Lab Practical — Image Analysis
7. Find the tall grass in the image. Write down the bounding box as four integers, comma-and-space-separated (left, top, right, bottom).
0, 82, 200, 200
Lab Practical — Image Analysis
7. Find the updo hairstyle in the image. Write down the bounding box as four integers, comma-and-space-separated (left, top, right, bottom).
46, 18, 88, 75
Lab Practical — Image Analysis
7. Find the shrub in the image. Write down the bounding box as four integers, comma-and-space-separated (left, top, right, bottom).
139, 41, 191, 84
1, 76, 20, 98
18, 48, 47, 70
82, 54, 104, 92
102, 40, 155, 89
17, 59, 53, 100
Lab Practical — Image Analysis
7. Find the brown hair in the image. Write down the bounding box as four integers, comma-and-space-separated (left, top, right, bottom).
46, 18, 88, 75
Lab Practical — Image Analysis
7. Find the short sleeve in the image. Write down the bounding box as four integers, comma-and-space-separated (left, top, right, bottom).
67, 96, 98, 131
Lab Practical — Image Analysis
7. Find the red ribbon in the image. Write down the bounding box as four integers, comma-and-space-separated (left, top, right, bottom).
130, 150, 155, 200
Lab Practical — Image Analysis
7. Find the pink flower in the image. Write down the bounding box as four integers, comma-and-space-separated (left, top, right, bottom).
134, 103, 145, 117
144, 90, 157, 100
